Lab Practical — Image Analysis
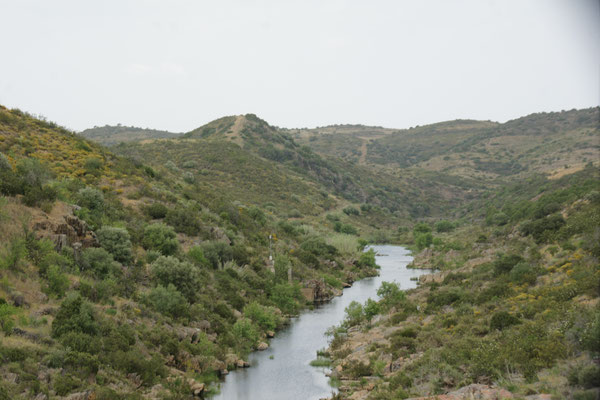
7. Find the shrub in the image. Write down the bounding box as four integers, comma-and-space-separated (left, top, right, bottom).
427, 288, 463, 309
52, 293, 99, 338
363, 298, 380, 323
301, 237, 338, 258
187, 246, 210, 268
0, 303, 17, 334
0, 237, 27, 271
377, 281, 406, 309
493, 254, 523, 275
77, 187, 104, 211
23, 184, 57, 207
16, 158, 51, 187
165, 207, 202, 236
144, 284, 189, 318
509, 262, 539, 285
247, 206, 266, 225
84, 157, 103, 174
340, 224, 358, 235
200, 241, 233, 269
150, 256, 201, 302
46, 264, 70, 298
232, 318, 259, 355
142, 223, 179, 255
79, 248, 121, 278
413, 223, 431, 234
342, 206, 360, 216
435, 220, 455, 232
243, 302, 278, 331
344, 301, 364, 327
357, 249, 377, 269
490, 311, 520, 330
271, 283, 301, 315
97, 226, 132, 263
144, 203, 168, 219
109, 351, 166, 386
520, 214, 566, 243
0, 153, 10, 171
415, 232, 433, 250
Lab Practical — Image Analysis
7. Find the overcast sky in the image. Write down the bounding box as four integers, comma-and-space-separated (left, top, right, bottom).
0, 0, 598, 132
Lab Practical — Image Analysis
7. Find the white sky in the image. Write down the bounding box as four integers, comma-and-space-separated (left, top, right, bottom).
0, 0, 598, 132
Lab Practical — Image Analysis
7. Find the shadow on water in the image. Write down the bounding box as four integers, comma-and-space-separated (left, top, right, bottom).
211, 245, 432, 400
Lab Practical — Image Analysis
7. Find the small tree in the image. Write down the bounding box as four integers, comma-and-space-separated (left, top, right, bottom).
150, 256, 200, 302
363, 298, 380, 324
142, 223, 179, 256
344, 301, 364, 327
97, 226, 132, 263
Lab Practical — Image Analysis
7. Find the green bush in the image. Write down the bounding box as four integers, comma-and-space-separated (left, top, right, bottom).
489, 311, 520, 330
77, 187, 105, 211
340, 224, 358, 235
377, 281, 406, 310
344, 301, 365, 327
200, 241, 234, 269
413, 223, 431, 234
46, 264, 70, 298
79, 247, 121, 279
232, 318, 259, 355
300, 237, 338, 258
271, 283, 301, 315
97, 226, 132, 263
415, 232, 433, 250
363, 298, 380, 323
144, 203, 168, 219
142, 223, 179, 256
356, 249, 377, 269
187, 245, 210, 268
165, 207, 203, 236
243, 302, 278, 331
0, 303, 17, 334
109, 351, 166, 386
342, 206, 360, 216
144, 284, 189, 318
150, 256, 201, 302
493, 254, 523, 275
435, 220, 456, 232
22, 184, 57, 207
509, 262, 539, 285
52, 293, 99, 338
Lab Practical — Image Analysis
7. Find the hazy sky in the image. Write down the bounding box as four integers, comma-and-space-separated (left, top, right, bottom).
0, 0, 598, 132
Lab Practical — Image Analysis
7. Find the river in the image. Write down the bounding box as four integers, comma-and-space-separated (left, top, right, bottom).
211, 245, 430, 400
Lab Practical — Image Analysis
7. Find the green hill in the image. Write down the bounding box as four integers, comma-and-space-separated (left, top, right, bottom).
80, 124, 182, 146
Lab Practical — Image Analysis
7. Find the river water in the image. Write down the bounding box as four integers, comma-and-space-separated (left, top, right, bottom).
211, 245, 429, 400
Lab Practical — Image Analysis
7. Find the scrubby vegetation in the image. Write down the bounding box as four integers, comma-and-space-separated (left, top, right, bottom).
0, 105, 598, 399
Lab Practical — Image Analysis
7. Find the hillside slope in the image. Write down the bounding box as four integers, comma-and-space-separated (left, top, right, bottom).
80, 125, 182, 146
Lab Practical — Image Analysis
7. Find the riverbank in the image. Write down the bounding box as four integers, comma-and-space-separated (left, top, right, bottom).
211, 245, 425, 400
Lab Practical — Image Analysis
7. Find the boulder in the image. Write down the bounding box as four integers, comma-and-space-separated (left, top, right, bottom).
266, 330, 275, 338
236, 359, 249, 368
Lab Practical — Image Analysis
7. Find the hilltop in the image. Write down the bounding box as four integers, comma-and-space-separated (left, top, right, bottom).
80, 125, 182, 146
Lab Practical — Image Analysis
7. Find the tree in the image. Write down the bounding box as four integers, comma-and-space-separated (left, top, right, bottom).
142, 223, 179, 256
363, 298, 380, 324
377, 281, 406, 309
97, 226, 132, 263
150, 256, 200, 302
344, 301, 364, 327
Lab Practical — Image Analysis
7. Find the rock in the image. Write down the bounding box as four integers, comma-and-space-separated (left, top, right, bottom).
191, 382, 205, 396
220, 369, 229, 376
10, 292, 27, 307
236, 359, 249, 368
196, 320, 211, 332
4, 372, 18, 384
342, 282, 352, 288
266, 330, 275, 338
33, 393, 48, 400
232, 309, 242, 319
406, 384, 514, 400
257, 342, 269, 351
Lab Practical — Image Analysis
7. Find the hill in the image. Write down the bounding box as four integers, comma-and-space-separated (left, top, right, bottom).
0, 105, 383, 399
80, 124, 181, 146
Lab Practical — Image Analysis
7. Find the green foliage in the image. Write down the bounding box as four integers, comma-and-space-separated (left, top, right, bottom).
144, 202, 168, 219
109, 351, 166, 386
52, 293, 99, 338
243, 301, 279, 331
356, 249, 377, 269
165, 206, 203, 236
0, 237, 27, 271
413, 223, 431, 234
142, 223, 179, 255
150, 256, 201, 302
344, 301, 364, 327
493, 254, 523, 275
489, 311, 520, 330
377, 281, 406, 310
363, 298, 380, 323
300, 236, 338, 259
97, 226, 132, 263
508, 262, 539, 285
342, 206, 360, 216
231, 318, 259, 355
520, 214, 566, 243
187, 245, 210, 268
415, 232, 433, 250
45, 264, 70, 297
271, 283, 301, 315
77, 187, 105, 211
144, 284, 189, 318
200, 241, 233, 269
0, 153, 10, 171
79, 247, 121, 279
435, 220, 456, 232
0, 303, 17, 334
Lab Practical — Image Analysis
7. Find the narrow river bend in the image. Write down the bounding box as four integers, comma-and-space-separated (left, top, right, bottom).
212, 245, 431, 400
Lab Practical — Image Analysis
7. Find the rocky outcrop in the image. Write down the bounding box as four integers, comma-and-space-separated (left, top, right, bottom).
32, 209, 97, 251
406, 384, 514, 399
301, 279, 336, 303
